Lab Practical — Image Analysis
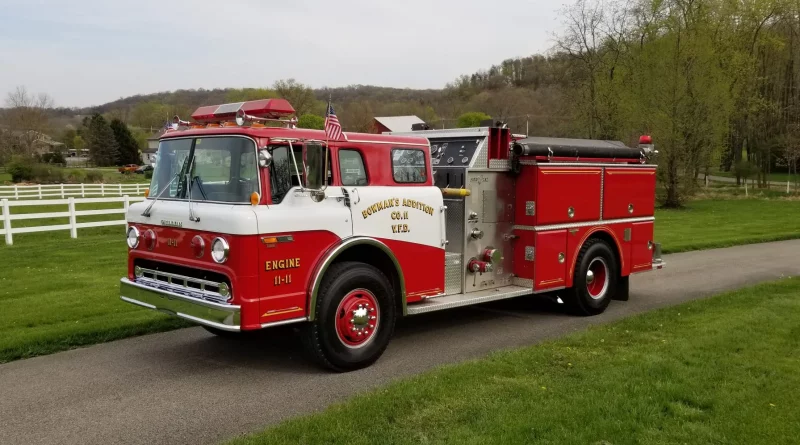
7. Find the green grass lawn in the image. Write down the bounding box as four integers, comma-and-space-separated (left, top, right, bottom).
0, 197, 799, 364
0, 231, 188, 363
230, 277, 800, 445
655, 199, 800, 253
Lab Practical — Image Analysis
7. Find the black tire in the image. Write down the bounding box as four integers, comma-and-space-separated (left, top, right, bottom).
301, 261, 396, 372
202, 326, 241, 338
564, 239, 618, 316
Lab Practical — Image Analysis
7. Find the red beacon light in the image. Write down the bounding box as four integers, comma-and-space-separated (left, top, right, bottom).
638, 134, 657, 158
190, 99, 296, 124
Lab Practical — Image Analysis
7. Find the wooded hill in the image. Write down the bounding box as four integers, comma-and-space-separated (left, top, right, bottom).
5, 0, 800, 207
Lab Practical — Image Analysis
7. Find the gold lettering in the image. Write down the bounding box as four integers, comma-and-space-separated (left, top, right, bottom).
362, 210, 368, 219
265, 257, 302, 271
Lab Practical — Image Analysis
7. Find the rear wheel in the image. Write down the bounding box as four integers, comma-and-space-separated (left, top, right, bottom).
564, 239, 618, 316
302, 261, 396, 372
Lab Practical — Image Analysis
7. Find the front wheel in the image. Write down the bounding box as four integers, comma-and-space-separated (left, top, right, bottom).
302, 261, 396, 372
564, 239, 618, 316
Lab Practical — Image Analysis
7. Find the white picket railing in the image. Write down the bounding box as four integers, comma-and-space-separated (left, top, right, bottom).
0, 196, 145, 245
0, 183, 149, 200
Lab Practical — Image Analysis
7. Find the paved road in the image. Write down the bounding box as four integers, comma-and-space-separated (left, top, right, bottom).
706, 175, 786, 186
2, 240, 799, 445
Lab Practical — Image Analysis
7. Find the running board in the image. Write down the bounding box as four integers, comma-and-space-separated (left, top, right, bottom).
406, 285, 533, 315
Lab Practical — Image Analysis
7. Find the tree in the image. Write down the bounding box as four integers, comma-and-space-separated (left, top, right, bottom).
457, 112, 491, 128
225, 88, 277, 103
110, 119, 140, 165
85, 114, 119, 167
273, 79, 321, 116
297, 114, 325, 130
3, 86, 54, 159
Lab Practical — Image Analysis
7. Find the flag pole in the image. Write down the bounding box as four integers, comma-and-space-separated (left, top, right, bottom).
324, 96, 331, 187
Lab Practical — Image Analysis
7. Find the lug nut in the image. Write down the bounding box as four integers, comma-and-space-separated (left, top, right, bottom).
369, 324, 374, 329
370, 308, 375, 312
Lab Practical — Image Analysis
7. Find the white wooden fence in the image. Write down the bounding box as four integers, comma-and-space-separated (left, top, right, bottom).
0, 196, 145, 245
0, 183, 149, 200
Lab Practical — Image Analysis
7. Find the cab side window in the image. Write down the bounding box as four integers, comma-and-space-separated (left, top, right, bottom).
392, 148, 427, 183
339, 149, 368, 186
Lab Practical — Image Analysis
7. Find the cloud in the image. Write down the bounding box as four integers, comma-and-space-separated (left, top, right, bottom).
0, 0, 563, 107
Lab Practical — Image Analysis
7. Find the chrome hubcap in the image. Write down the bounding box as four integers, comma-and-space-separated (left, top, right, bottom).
586, 257, 609, 300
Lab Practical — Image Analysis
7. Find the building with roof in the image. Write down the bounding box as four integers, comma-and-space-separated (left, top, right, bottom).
372, 116, 426, 134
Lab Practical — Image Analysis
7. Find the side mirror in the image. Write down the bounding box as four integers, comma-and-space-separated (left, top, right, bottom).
258, 149, 272, 168
304, 142, 328, 194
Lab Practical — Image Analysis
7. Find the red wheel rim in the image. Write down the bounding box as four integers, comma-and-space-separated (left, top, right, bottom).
586, 257, 609, 300
335, 289, 380, 348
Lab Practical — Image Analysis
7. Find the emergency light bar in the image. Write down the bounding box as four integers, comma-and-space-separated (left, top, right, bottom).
190, 99, 296, 124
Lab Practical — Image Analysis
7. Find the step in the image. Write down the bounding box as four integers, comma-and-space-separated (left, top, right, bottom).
406, 285, 533, 315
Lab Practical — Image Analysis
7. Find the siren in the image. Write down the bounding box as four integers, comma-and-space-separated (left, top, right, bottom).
190, 99, 296, 124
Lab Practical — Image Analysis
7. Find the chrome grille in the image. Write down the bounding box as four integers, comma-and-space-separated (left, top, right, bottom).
135, 267, 231, 305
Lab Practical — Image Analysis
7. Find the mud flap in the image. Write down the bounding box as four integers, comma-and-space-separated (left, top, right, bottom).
613, 276, 630, 301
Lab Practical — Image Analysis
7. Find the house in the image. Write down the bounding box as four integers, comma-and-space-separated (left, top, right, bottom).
143, 130, 165, 165
372, 116, 426, 134
0, 129, 64, 155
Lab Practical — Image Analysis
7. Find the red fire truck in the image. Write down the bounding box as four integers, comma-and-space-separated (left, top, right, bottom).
120, 98, 663, 371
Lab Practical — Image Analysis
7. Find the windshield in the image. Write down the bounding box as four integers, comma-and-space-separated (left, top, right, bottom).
150, 136, 258, 204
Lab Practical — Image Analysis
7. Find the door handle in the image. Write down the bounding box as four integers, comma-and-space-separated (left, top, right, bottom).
350, 188, 361, 205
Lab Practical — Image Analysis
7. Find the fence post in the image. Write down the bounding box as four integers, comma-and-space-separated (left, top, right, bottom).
61, 184, 65, 198
123, 195, 130, 212
68, 197, 78, 239
81, 183, 85, 198
101, 183, 105, 196
38, 184, 42, 199
2, 199, 12, 245
118, 183, 122, 196
14, 185, 18, 200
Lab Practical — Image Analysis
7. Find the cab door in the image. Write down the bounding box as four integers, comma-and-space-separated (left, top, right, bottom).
341, 146, 446, 301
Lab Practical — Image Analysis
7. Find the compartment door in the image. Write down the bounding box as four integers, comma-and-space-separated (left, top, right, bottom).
603, 168, 656, 219
534, 230, 568, 292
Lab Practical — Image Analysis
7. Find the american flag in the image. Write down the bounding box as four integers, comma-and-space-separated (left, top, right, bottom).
325, 102, 343, 141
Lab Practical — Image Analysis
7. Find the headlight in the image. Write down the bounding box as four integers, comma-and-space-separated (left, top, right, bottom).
211, 237, 229, 263
126, 226, 140, 249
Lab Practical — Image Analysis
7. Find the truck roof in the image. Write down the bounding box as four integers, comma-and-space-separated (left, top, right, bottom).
160, 125, 430, 148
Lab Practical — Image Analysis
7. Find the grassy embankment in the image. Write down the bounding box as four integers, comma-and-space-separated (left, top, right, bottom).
230, 277, 800, 445
1, 196, 799, 363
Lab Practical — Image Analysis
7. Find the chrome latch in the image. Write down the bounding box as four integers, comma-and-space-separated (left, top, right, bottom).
525, 201, 535, 216
525, 246, 535, 261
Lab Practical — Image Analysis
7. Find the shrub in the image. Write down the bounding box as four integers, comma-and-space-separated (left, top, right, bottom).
31, 164, 65, 184
41, 151, 67, 166
85, 170, 104, 183
144, 170, 153, 180
67, 169, 86, 183
6, 157, 35, 183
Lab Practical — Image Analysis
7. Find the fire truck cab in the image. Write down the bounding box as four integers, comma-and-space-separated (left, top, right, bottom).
120, 98, 663, 371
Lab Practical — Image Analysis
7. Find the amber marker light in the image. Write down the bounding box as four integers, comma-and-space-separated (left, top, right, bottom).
250, 192, 260, 206
144, 189, 150, 198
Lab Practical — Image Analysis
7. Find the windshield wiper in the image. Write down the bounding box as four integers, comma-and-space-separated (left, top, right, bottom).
186, 163, 200, 222
142, 156, 190, 218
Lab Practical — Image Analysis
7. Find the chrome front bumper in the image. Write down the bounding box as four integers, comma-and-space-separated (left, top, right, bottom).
120, 278, 241, 332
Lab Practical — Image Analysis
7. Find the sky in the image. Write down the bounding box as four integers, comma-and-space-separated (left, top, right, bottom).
0, 0, 566, 108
